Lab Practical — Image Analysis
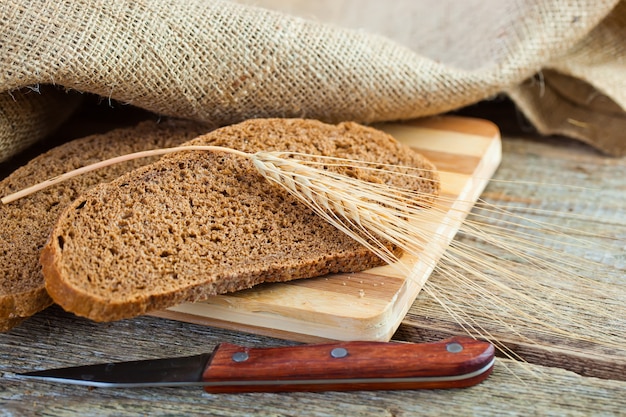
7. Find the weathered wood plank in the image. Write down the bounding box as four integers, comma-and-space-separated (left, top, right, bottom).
397, 130, 626, 381
1, 307, 625, 417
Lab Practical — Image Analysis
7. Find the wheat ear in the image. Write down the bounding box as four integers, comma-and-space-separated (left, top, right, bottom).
259, 152, 625, 361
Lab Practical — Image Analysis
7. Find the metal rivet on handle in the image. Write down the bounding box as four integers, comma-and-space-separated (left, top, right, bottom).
330, 347, 348, 358
446, 342, 463, 353
231, 351, 249, 362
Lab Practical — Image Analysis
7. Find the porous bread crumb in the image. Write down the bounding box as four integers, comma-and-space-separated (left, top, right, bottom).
0, 119, 210, 330
42, 118, 440, 322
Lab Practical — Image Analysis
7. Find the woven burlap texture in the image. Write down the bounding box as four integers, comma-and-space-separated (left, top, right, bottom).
1, 0, 625, 162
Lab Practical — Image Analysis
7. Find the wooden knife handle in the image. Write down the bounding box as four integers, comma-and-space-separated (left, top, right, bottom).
202, 337, 494, 393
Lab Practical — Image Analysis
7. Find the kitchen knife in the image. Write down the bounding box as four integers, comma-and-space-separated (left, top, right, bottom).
15, 337, 494, 393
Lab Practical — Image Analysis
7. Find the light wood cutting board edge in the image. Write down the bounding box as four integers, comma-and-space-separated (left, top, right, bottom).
152, 116, 502, 342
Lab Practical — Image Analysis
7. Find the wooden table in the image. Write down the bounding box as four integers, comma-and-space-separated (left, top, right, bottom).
1, 101, 625, 416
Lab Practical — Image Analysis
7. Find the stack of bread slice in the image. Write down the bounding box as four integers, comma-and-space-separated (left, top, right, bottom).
2, 118, 439, 329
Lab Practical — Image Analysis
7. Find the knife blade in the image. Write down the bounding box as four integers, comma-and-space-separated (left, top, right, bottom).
15, 337, 494, 393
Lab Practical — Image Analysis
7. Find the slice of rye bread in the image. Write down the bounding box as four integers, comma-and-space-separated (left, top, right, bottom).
0, 119, 210, 331
41, 118, 440, 322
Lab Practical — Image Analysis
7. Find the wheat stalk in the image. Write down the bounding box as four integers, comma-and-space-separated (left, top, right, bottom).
266, 153, 625, 354
2, 145, 624, 369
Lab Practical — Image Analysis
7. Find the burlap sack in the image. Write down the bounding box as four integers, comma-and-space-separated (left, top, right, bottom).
1, 0, 624, 162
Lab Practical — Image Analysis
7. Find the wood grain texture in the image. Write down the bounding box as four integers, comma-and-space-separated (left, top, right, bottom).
153, 117, 502, 342
201, 337, 494, 392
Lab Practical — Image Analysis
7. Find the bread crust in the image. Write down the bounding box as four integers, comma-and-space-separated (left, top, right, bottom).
41, 222, 386, 321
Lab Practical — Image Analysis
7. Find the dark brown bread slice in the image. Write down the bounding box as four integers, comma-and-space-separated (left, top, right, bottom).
42, 119, 440, 322
0, 119, 210, 331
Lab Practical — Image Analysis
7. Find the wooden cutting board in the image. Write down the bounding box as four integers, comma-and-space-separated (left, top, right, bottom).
152, 116, 502, 342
